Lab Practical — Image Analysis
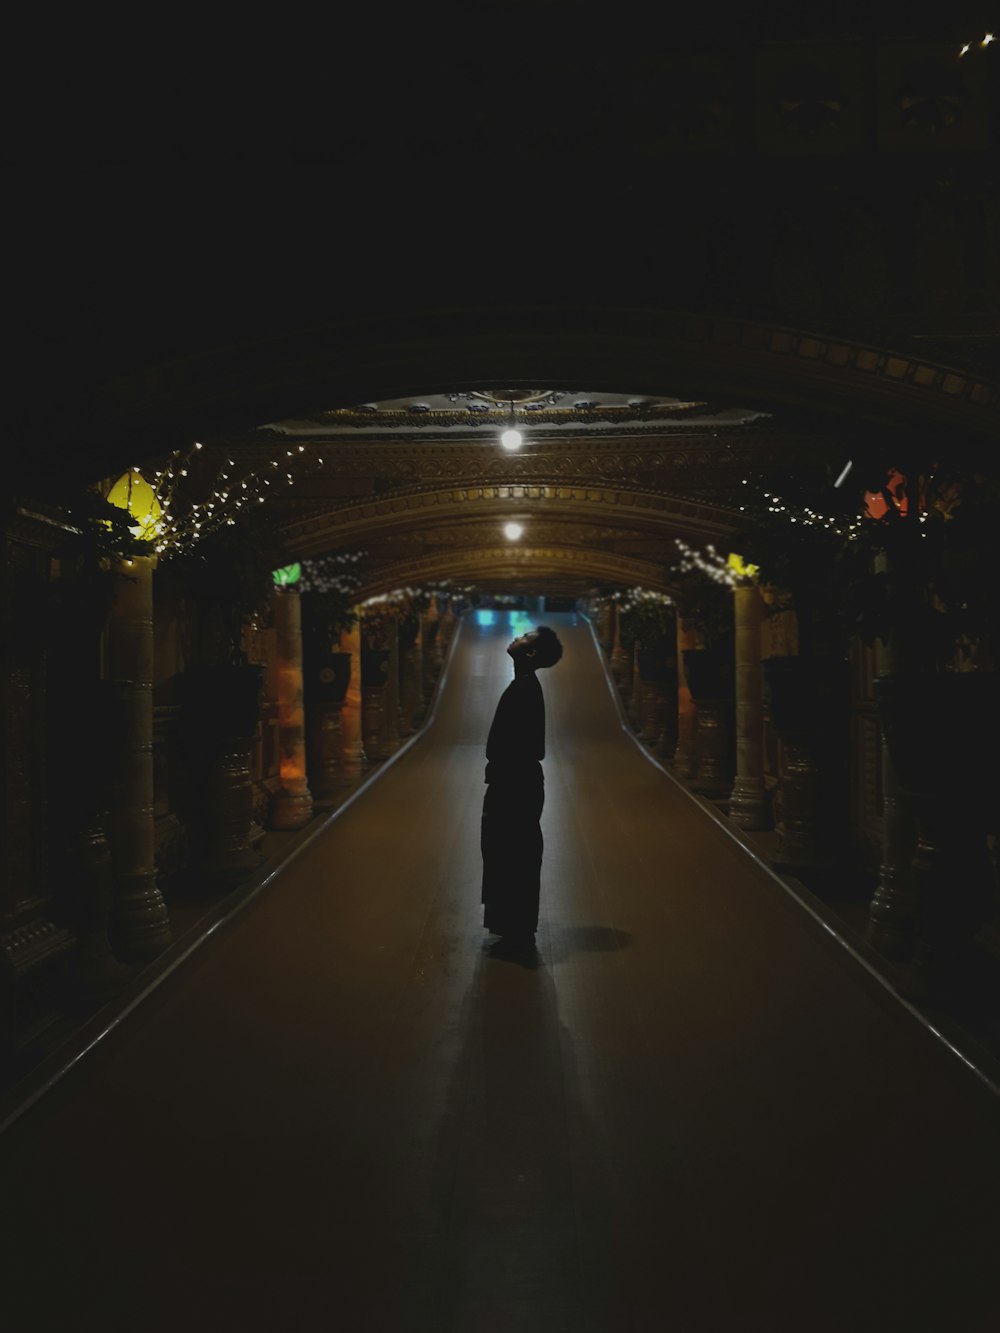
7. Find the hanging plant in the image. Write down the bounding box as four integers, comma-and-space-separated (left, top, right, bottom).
617, 589, 675, 652
733, 460, 1000, 671
668, 565, 734, 649
167, 508, 287, 665
300, 552, 364, 644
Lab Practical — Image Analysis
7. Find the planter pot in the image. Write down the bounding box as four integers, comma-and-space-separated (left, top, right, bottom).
874, 671, 1000, 975
761, 655, 850, 876
874, 672, 1000, 813
682, 637, 734, 702
305, 648, 352, 705
361, 648, 391, 689
761, 655, 847, 739
183, 663, 265, 740
637, 647, 674, 684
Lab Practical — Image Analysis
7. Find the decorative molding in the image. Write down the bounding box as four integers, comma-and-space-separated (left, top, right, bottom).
102, 310, 999, 442
278, 481, 738, 558
355, 547, 668, 600
289, 401, 724, 432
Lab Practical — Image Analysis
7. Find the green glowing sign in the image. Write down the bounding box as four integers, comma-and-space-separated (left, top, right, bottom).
272, 563, 302, 587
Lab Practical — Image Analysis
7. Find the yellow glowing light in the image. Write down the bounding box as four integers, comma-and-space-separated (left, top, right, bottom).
983, 33, 994, 45
105, 471, 162, 541
727, 552, 759, 581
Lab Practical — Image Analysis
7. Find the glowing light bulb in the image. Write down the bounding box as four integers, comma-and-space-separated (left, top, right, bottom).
504, 522, 523, 541
500, 428, 523, 451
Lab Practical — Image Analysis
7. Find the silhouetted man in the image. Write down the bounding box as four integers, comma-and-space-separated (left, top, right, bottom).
481, 625, 564, 952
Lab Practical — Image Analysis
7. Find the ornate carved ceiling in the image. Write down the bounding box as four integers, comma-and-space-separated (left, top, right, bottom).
194, 387, 859, 597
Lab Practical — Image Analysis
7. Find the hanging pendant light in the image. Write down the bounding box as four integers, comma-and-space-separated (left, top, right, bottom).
500, 398, 523, 451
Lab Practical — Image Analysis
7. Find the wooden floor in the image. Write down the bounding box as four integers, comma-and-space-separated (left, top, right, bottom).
3, 613, 999, 1332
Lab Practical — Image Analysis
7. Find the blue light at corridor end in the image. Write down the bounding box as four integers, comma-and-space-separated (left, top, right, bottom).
508, 611, 536, 639
474, 609, 537, 635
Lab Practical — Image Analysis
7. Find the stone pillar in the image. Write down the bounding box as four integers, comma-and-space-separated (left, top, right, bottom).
642, 680, 673, 755
673, 618, 697, 780
338, 616, 365, 782
385, 616, 401, 754
2, 508, 78, 1050
105, 554, 172, 962
438, 599, 456, 655
271, 586, 313, 830
210, 732, 264, 876
628, 648, 645, 729
307, 699, 343, 805
729, 585, 768, 829
691, 700, 733, 798
598, 599, 614, 654
866, 602, 919, 961
763, 652, 843, 875
362, 614, 395, 762
398, 621, 423, 733
610, 604, 629, 689
420, 600, 441, 702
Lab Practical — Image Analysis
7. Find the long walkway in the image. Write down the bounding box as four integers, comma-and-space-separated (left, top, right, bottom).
3, 613, 999, 1332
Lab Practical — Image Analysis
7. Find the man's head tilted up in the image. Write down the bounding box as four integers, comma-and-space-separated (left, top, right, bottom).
507, 625, 564, 675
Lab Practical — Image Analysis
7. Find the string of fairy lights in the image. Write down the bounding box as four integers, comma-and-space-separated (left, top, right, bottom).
299, 551, 365, 597
611, 586, 675, 614
359, 581, 467, 615
144, 440, 325, 557
673, 539, 747, 588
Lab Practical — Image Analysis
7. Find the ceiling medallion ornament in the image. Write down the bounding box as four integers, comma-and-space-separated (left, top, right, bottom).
463, 390, 566, 407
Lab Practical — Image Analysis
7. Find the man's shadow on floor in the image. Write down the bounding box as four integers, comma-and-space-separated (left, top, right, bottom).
486, 925, 632, 969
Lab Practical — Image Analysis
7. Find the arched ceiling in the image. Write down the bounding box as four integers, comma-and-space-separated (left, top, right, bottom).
175, 359, 973, 599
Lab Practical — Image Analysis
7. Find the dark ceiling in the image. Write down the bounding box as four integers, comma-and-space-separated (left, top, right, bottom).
8, 11, 996, 599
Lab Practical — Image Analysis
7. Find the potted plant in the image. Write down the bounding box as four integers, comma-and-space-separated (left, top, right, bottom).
731, 487, 858, 730
618, 591, 676, 683
300, 555, 362, 707
168, 510, 286, 737
669, 562, 735, 702
850, 462, 1000, 810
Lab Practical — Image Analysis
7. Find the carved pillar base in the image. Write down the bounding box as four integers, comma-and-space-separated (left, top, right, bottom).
109, 866, 173, 963
868, 862, 918, 963
673, 619, 697, 779
729, 777, 768, 830
272, 784, 314, 830
339, 700, 365, 783
868, 748, 918, 962
771, 736, 822, 870
206, 739, 264, 881
691, 700, 733, 799
909, 801, 994, 988
673, 705, 698, 780
310, 702, 345, 802
730, 585, 767, 829
362, 686, 392, 761
77, 816, 130, 994
639, 681, 672, 751
421, 617, 440, 702
399, 636, 423, 733
1, 918, 75, 1053
339, 621, 365, 780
